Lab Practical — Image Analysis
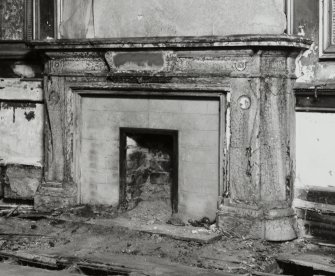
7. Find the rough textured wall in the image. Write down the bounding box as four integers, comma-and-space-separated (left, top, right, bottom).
294, 0, 335, 84
59, 0, 286, 39
0, 79, 44, 199
0, 0, 24, 40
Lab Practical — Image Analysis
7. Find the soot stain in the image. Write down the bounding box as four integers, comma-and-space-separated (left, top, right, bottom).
24, 111, 35, 121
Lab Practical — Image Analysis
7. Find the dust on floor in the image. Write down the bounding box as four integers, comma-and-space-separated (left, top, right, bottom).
0, 206, 333, 275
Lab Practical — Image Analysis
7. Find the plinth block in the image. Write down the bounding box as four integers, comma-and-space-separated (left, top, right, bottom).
217, 205, 297, 241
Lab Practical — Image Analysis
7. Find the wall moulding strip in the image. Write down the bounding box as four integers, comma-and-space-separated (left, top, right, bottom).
69, 83, 231, 94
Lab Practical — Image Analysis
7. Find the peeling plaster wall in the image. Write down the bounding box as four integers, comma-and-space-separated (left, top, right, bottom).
0, 0, 44, 199
296, 43, 335, 84
293, 0, 319, 84
293, 1, 335, 189
0, 79, 44, 199
294, 0, 335, 84
59, 0, 286, 39
0, 79, 43, 166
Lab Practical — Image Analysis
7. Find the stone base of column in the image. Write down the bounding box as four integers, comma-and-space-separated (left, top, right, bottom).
217, 204, 297, 241
34, 181, 77, 212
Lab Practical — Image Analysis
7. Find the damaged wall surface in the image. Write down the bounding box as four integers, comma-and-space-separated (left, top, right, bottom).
59, 0, 286, 39
293, 0, 335, 188
294, 0, 335, 84
291, 0, 335, 242
0, 79, 44, 200
0, 0, 24, 40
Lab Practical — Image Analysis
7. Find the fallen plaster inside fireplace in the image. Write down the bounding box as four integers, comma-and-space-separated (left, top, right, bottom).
119, 131, 176, 225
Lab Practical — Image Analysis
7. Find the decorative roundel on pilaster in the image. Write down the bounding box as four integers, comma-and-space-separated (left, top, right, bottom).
238, 95, 251, 110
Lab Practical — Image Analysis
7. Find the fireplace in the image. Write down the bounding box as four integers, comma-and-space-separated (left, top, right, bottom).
32, 36, 310, 240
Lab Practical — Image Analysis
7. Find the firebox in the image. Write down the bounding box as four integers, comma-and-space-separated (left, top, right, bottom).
119, 128, 178, 220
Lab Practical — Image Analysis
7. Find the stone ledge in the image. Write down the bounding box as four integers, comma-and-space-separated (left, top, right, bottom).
29, 35, 311, 51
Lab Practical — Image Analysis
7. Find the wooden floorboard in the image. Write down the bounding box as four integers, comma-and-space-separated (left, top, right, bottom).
277, 253, 335, 275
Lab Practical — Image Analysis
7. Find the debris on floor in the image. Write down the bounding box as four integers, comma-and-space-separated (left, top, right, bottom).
0, 204, 334, 275
50, 204, 118, 220
0, 204, 34, 217
0, 213, 333, 275
120, 200, 172, 224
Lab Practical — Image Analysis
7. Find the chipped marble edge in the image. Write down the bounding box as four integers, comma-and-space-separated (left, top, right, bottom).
29, 35, 312, 51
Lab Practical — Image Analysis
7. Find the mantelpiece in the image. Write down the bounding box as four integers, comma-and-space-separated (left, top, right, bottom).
30, 35, 311, 240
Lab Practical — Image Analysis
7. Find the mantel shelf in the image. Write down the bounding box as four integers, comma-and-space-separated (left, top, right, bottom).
28, 35, 312, 51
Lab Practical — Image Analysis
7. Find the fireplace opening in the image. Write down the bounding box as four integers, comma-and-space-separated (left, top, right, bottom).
119, 128, 178, 223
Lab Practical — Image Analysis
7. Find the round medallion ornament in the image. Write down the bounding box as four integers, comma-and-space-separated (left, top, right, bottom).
238, 95, 251, 110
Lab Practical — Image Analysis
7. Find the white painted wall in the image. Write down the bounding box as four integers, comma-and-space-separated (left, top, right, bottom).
296, 112, 335, 188
0, 79, 44, 167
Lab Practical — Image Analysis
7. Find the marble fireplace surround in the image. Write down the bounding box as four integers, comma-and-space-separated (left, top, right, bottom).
31, 35, 310, 240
